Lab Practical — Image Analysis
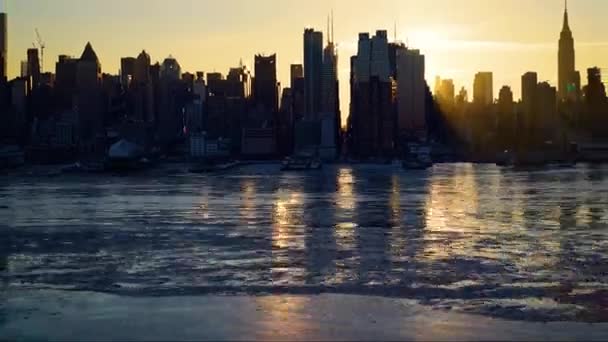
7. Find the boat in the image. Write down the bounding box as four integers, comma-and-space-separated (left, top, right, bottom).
402, 143, 433, 170
106, 139, 153, 171
281, 153, 322, 171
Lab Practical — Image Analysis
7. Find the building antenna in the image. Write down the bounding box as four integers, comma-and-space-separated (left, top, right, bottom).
331, 9, 335, 43
327, 14, 330, 45
394, 21, 397, 42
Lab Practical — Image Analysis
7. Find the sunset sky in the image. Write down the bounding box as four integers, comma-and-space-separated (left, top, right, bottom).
4, 0, 608, 125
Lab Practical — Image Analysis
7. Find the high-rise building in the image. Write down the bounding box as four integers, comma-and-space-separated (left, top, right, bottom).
76, 42, 103, 143
350, 30, 396, 158
290, 64, 303, 89
473, 72, 493, 105
55, 55, 78, 109
253, 54, 278, 114
397, 48, 426, 140
436, 77, 455, 107
160, 56, 181, 81
27, 48, 41, 87
120, 57, 136, 89
558, 1, 578, 101
536, 82, 558, 142
370, 30, 390, 82
0, 11, 6, 82
304, 28, 323, 120
319, 15, 340, 160
521, 72, 538, 137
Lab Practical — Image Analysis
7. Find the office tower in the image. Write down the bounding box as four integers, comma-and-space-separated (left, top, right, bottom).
135, 50, 152, 83
304, 28, 323, 120
397, 48, 427, 140
158, 56, 185, 145
76, 42, 103, 143
558, 1, 578, 101
290, 64, 303, 89
370, 30, 390, 82
321, 41, 338, 115
350, 30, 395, 158
355, 33, 371, 83
319, 15, 340, 160
521, 72, 538, 138
55, 55, 78, 109
497, 86, 515, 148
27, 48, 41, 87
253, 54, 278, 114
120, 57, 136, 89
436, 78, 455, 107
160, 56, 181, 81
0, 11, 6, 81
473, 72, 493, 105
585, 67, 607, 104
536, 82, 558, 142
131, 50, 154, 122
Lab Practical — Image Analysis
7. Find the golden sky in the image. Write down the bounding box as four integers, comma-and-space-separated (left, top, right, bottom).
5, 0, 608, 124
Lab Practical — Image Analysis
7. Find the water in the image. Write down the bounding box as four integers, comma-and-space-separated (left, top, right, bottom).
1, 163, 608, 321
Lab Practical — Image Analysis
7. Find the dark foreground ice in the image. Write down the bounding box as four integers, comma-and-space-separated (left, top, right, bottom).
2, 290, 608, 341
1, 163, 608, 323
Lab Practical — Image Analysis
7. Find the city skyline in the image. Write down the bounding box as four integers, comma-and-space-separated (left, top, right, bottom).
3, 0, 608, 125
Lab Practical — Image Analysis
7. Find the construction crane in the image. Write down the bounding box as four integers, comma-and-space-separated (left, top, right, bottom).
35, 28, 46, 72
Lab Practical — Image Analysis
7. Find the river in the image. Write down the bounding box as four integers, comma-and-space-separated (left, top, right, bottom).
1, 163, 608, 322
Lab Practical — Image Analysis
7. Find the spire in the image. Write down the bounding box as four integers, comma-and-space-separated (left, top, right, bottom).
562, 0, 570, 32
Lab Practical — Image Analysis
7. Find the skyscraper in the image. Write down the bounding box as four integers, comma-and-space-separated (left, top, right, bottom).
120, 57, 136, 89
558, 1, 577, 101
370, 30, 390, 82
397, 48, 426, 140
350, 30, 395, 158
253, 54, 278, 114
319, 14, 340, 160
0, 11, 6, 81
304, 28, 323, 120
473, 72, 493, 105
76, 42, 103, 143
27, 48, 41, 87
290, 64, 303, 89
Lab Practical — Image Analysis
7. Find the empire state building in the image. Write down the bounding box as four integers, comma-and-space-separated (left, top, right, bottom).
558, 1, 578, 101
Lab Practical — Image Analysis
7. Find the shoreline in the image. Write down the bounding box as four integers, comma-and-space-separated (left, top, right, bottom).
1, 290, 608, 341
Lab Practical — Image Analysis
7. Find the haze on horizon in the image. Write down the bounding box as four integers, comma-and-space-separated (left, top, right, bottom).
4, 0, 608, 125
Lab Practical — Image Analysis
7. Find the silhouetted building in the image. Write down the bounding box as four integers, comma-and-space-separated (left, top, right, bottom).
473, 72, 493, 105
583, 67, 608, 139
160, 56, 181, 81
370, 30, 390, 82
131, 50, 155, 122
435, 77, 455, 109
536, 82, 558, 144
319, 19, 340, 160
350, 30, 396, 158
27, 48, 41, 88
253, 54, 278, 113
55, 55, 78, 110
521, 72, 538, 144
497, 85, 515, 148
304, 28, 323, 120
158, 56, 185, 145
76, 42, 103, 146
290, 64, 303, 89
558, 1, 578, 101
397, 48, 426, 141
0, 12, 6, 82
120, 57, 136, 89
